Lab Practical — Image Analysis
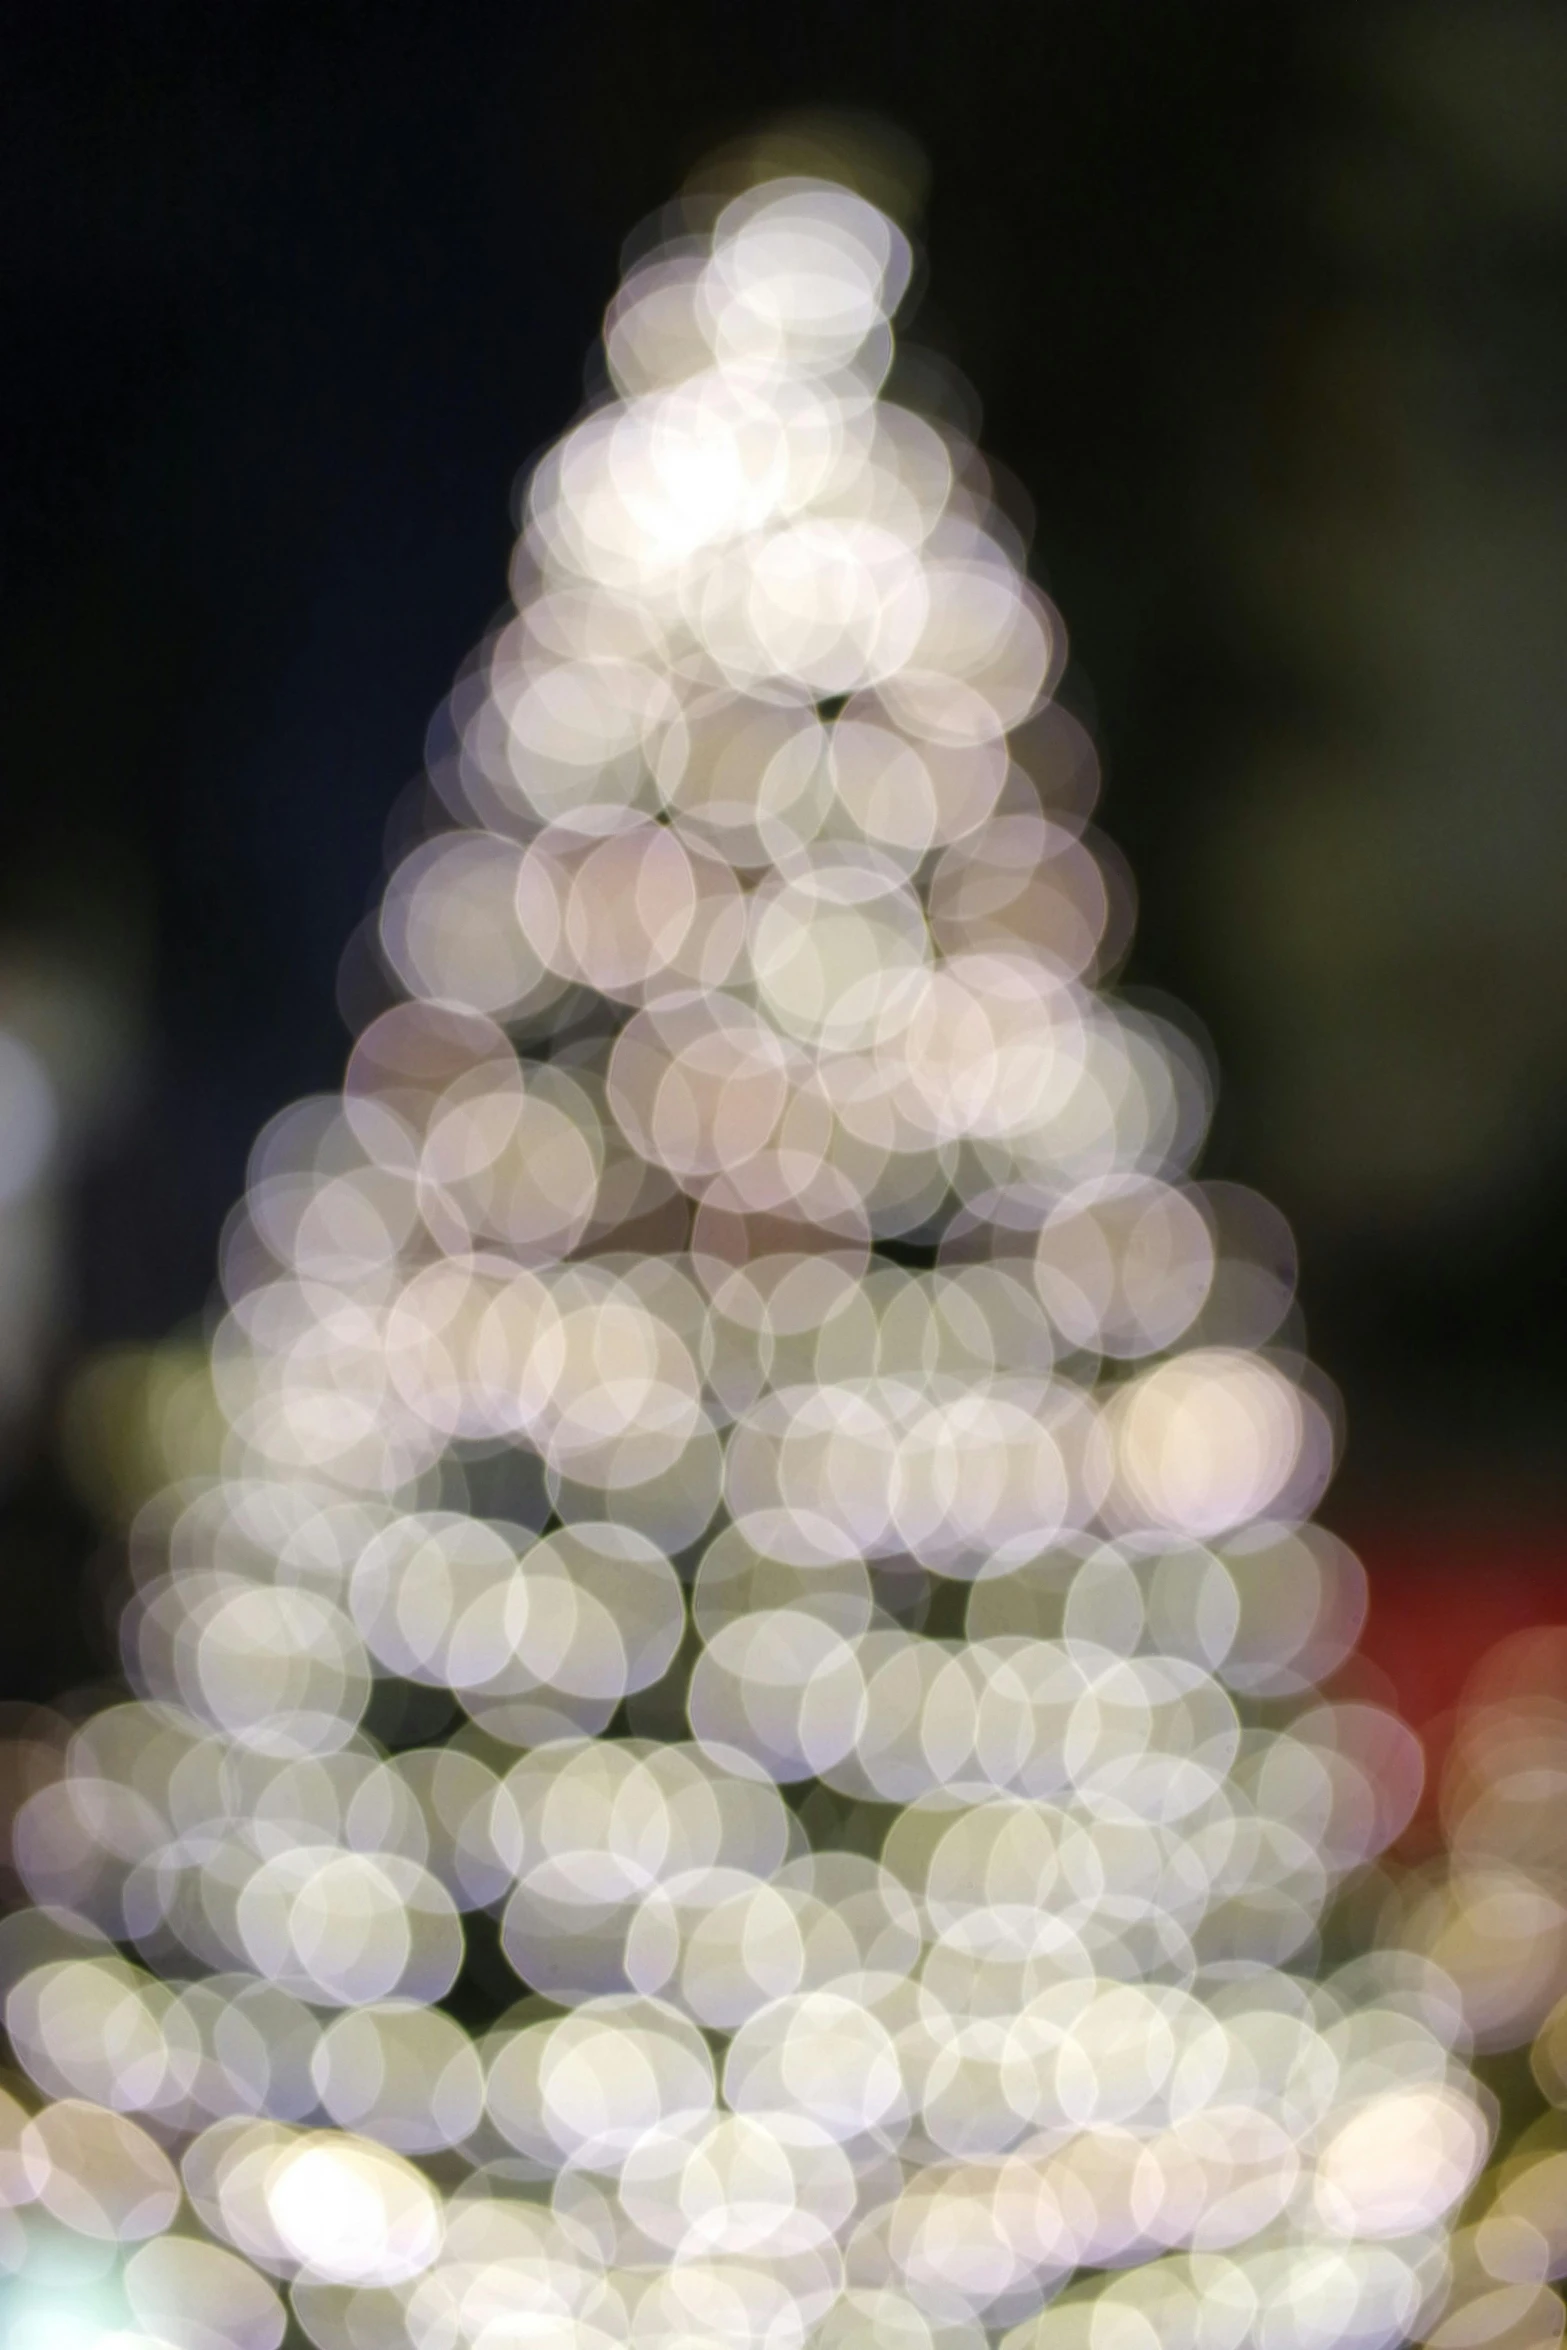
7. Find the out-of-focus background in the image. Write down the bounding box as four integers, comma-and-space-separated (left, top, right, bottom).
3, 4, 1565, 1778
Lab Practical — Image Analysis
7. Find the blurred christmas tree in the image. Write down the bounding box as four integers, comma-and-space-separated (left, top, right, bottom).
0, 158, 1504, 2350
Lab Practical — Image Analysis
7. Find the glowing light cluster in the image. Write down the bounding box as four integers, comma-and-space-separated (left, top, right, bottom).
1370, 1630, 1567, 2348
1, 170, 1488, 2350
1399, 1628, 1567, 2057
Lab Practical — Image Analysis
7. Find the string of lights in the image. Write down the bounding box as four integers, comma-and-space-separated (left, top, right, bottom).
0, 168, 1494, 2350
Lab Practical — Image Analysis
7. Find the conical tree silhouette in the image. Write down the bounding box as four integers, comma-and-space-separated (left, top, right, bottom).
2, 171, 1492, 2350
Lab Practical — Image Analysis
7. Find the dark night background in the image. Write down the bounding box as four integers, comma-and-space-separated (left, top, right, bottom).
4, 0, 1566, 1717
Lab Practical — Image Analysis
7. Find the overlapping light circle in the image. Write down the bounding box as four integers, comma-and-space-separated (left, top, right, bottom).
0, 167, 1487, 2350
